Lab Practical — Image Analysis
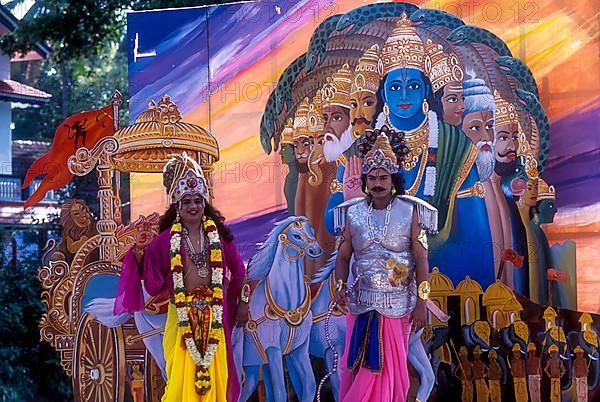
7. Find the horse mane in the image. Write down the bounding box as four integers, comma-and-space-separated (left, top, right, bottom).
247, 216, 306, 281
310, 251, 337, 284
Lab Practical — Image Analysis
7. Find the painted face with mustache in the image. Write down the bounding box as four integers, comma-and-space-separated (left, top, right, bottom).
494, 122, 519, 163
349, 91, 377, 138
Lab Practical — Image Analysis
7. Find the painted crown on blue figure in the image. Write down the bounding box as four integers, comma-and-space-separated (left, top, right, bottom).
377, 13, 425, 76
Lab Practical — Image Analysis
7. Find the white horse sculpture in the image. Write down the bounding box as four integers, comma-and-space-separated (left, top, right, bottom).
235, 216, 323, 402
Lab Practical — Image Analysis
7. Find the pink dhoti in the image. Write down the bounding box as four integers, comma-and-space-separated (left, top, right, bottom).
339, 312, 411, 402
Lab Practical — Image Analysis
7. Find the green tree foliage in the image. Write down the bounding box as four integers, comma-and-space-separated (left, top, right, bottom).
0, 241, 73, 402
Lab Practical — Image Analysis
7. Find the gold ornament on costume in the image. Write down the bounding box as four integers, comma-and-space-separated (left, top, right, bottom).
321, 64, 353, 108
351, 45, 381, 95
494, 90, 519, 127
378, 13, 425, 76
292, 97, 312, 140
424, 39, 464, 93
536, 178, 556, 201
418, 280, 431, 300
280, 118, 294, 145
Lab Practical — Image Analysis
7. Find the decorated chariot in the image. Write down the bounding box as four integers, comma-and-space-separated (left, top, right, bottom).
38, 92, 219, 402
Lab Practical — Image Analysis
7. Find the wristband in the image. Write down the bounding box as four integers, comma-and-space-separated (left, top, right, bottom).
418, 280, 430, 300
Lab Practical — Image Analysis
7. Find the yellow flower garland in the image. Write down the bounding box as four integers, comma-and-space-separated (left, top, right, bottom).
170, 216, 224, 395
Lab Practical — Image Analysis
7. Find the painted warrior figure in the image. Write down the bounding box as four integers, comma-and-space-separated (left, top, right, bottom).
544, 344, 565, 402
573, 345, 589, 402
114, 153, 248, 402
510, 343, 528, 402
487, 350, 502, 402
471, 345, 489, 402
454, 346, 474, 402
527, 342, 542, 402
333, 131, 436, 402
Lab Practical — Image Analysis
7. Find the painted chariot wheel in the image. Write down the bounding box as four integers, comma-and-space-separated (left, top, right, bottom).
73, 313, 125, 402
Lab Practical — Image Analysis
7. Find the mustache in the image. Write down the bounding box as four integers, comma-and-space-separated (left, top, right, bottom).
352, 117, 372, 126
498, 150, 516, 158
371, 187, 386, 192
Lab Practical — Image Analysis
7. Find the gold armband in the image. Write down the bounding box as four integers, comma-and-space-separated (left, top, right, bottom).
335, 279, 346, 292
418, 280, 430, 300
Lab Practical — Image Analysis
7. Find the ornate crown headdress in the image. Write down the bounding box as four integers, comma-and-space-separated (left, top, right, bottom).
536, 178, 556, 201
292, 97, 311, 140
308, 89, 324, 136
321, 64, 353, 108
359, 126, 410, 174
163, 152, 209, 204
494, 90, 520, 127
378, 13, 425, 76
280, 118, 294, 145
351, 45, 381, 95
424, 39, 464, 93
517, 131, 539, 179
358, 125, 410, 173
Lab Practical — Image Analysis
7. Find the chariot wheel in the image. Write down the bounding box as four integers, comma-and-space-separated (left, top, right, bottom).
73, 312, 125, 402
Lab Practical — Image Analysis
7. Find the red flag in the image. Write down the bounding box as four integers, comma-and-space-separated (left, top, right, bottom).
501, 249, 524, 268
547, 268, 568, 283
22, 104, 114, 209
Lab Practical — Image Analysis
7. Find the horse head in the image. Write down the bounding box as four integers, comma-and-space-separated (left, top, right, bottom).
278, 216, 323, 261
248, 216, 322, 281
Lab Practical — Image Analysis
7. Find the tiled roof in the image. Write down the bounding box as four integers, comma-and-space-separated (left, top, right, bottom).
0, 79, 51, 104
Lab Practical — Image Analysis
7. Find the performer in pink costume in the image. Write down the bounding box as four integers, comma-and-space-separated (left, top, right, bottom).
114, 153, 248, 402
334, 130, 436, 402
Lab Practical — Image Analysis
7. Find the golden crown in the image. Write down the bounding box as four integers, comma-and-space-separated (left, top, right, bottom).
494, 90, 520, 127
308, 89, 324, 136
424, 39, 464, 93
548, 344, 559, 353
293, 97, 311, 139
280, 118, 294, 144
537, 178, 556, 201
527, 343, 537, 352
351, 45, 381, 95
321, 64, 353, 108
517, 132, 539, 179
378, 14, 425, 76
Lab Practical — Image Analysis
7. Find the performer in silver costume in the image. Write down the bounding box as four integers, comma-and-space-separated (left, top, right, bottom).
334, 129, 437, 402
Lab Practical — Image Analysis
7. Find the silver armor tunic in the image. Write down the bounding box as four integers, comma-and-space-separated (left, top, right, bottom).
347, 197, 417, 318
